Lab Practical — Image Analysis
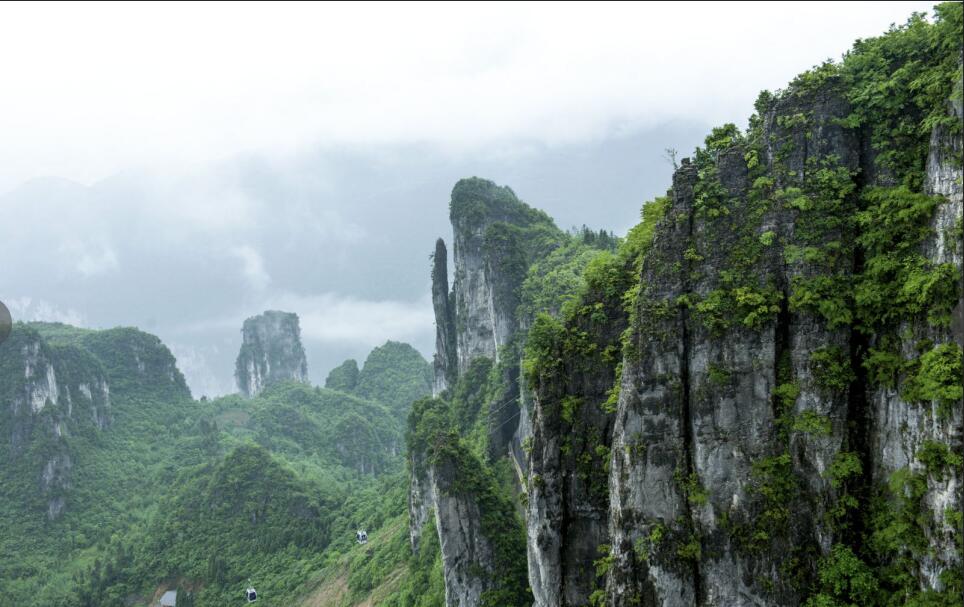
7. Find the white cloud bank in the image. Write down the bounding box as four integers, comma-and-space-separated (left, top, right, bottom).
0, 1, 936, 190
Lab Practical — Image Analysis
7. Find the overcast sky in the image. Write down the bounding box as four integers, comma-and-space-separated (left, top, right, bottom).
0, 1, 935, 190
0, 1, 938, 396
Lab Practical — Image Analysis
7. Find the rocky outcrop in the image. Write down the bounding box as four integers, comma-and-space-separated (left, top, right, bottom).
408, 447, 437, 553
608, 162, 701, 606
235, 310, 309, 397
431, 178, 561, 461
432, 456, 500, 607
413, 181, 559, 600
448, 178, 547, 372
2, 325, 112, 519
408, 447, 501, 605
525, 269, 629, 606
2, 323, 190, 521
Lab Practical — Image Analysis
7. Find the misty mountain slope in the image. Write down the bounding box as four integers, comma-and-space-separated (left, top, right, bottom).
407, 5, 962, 607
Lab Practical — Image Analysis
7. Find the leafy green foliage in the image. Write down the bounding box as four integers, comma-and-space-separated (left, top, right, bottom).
519, 242, 607, 321
353, 341, 432, 416
866, 466, 964, 607
901, 343, 963, 416
450, 177, 555, 234
239, 381, 403, 474
694, 285, 783, 333
805, 544, 880, 607
0, 325, 434, 606
841, 3, 963, 189
916, 440, 963, 478
142, 444, 329, 603
855, 187, 958, 329
825, 452, 863, 489
793, 410, 833, 437
745, 453, 796, 551
325, 358, 359, 392
809, 347, 856, 392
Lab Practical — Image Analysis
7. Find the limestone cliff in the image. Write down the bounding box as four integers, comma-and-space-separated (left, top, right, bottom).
448, 178, 554, 372
235, 310, 309, 397
408, 10, 962, 607
868, 96, 963, 592
409, 178, 561, 605
606, 77, 962, 606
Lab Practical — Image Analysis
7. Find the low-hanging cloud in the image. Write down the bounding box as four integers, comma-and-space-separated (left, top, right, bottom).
182, 291, 434, 349
0, 1, 939, 398
272, 293, 435, 346
0, 1, 935, 191
171, 291, 435, 397
229, 245, 272, 291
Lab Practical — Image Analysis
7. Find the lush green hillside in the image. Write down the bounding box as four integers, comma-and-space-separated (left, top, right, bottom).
328, 341, 433, 418
0, 323, 434, 607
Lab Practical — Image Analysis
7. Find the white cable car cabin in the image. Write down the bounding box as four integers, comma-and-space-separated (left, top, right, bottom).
245, 587, 257, 602
356, 530, 368, 545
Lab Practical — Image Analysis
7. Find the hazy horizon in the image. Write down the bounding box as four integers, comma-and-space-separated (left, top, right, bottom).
0, 1, 938, 396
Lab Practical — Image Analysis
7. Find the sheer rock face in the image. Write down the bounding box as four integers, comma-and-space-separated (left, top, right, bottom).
235, 310, 308, 397
412, 83, 962, 606
525, 281, 627, 606
607, 82, 963, 606
408, 448, 437, 553
608, 161, 701, 607
526, 360, 617, 607
435, 179, 544, 454
870, 97, 963, 591
411, 179, 546, 605
408, 439, 503, 606
431, 457, 499, 607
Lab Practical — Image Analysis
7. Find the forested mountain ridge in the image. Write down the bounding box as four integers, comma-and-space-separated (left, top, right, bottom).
0, 319, 431, 606
408, 5, 962, 607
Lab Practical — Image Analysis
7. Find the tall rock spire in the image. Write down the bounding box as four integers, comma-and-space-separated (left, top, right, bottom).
431, 238, 458, 395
